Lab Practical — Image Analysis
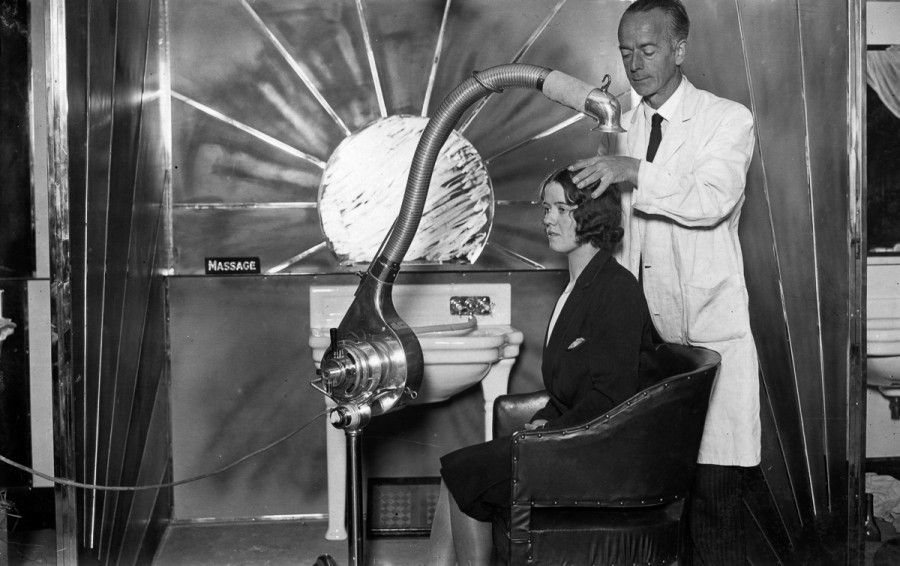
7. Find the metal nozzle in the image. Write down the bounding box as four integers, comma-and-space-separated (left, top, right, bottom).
584, 74, 624, 133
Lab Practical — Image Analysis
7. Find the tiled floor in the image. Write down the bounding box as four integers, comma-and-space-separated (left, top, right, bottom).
154, 520, 431, 566
154, 519, 899, 566
156, 519, 900, 566
2, 521, 896, 564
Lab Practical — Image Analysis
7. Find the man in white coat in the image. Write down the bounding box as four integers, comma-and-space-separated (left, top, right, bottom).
570, 0, 760, 563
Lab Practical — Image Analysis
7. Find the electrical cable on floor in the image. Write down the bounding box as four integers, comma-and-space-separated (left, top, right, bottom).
0, 411, 327, 491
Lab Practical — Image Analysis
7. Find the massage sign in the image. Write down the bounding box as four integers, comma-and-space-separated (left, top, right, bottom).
204, 257, 261, 275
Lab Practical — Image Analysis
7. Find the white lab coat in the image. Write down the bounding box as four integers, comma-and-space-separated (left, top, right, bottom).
611, 77, 761, 466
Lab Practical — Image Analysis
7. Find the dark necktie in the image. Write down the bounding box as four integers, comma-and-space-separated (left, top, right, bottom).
641, 113, 664, 344
646, 113, 663, 162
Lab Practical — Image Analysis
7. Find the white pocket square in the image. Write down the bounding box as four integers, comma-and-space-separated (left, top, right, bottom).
567, 337, 587, 350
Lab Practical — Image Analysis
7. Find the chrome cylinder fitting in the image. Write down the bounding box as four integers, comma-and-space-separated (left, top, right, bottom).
329, 403, 372, 430
320, 339, 385, 400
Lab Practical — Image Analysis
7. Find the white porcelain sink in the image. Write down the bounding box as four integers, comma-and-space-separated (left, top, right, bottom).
868, 256, 900, 387
309, 283, 522, 540
867, 256, 900, 457
310, 324, 522, 404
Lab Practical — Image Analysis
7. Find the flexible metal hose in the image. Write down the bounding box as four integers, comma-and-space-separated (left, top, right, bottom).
376, 63, 552, 270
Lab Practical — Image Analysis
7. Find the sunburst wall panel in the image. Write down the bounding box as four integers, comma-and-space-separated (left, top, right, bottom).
81, 0, 118, 549
94, 2, 156, 556
797, 0, 854, 521
354, 0, 446, 116
170, 1, 347, 160
738, 0, 831, 522
67, 0, 173, 561
167, 0, 635, 274
685, 0, 812, 547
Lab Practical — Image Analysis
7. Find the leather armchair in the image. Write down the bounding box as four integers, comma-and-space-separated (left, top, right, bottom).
491, 343, 721, 565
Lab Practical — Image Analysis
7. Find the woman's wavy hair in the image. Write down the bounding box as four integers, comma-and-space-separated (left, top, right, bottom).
539, 167, 624, 253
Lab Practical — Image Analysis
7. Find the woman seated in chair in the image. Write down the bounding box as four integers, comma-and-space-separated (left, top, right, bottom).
429, 167, 654, 565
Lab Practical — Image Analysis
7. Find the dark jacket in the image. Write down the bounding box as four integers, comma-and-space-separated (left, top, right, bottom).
533, 251, 653, 428
439, 250, 653, 522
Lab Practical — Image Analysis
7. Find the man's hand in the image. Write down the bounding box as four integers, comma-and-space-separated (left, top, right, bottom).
523, 419, 548, 431
569, 155, 640, 198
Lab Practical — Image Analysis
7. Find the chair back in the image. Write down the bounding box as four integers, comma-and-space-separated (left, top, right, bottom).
511, 344, 721, 507
638, 342, 713, 387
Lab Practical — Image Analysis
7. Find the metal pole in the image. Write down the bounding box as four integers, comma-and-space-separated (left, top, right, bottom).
346, 429, 364, 566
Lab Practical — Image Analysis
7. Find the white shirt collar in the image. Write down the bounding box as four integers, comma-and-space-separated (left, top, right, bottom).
642, 75, 686, 124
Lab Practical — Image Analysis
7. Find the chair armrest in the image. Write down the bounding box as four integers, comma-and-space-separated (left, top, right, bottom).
510, 368, 716, 507
492, 391, 550, 438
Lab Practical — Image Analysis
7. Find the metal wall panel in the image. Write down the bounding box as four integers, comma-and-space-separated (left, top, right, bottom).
683, 0, 859, 560
739, 0, 831, 520
323, 0, 442, 118
167, 270, 565, 518
93, 0, 154, 554
66, 0, 172, 562
80, 0, 119, 549
684, 1, 810, 548
100, 1, 171, 560
797, 0, 855, 538
798, 2, 857, 556
65, 0, 90, 543
799, 0, 854, 509
112, 277, 171, 566
115, 374, 173, 566
167, 0, 632, 275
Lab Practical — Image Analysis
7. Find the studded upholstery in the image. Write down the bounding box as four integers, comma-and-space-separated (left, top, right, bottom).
491, 343, 720, 565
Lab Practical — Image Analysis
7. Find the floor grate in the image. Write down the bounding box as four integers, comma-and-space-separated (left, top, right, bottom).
367, 477, 441, 538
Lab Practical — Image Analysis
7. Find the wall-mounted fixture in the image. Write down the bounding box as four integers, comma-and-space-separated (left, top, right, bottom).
449, 295, 492, 317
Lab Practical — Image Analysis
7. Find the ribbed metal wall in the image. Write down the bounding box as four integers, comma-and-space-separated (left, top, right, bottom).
684, 0, 863, 561
166, 0, 632, 274
65, 0, 172, 562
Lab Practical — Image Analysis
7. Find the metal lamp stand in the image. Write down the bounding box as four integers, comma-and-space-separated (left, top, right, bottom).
345, 428, 365, 565
315, 422, 366, 566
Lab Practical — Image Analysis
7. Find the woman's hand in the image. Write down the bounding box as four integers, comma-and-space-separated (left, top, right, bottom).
523, 419, 548, 431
